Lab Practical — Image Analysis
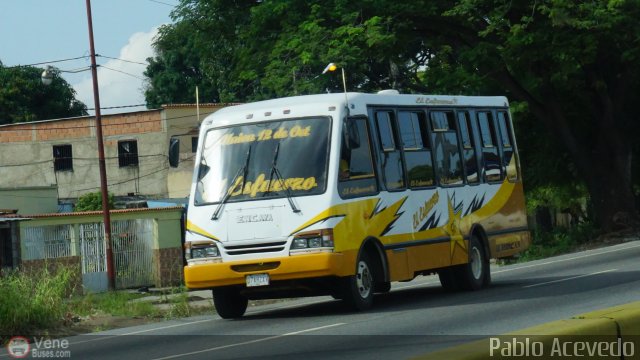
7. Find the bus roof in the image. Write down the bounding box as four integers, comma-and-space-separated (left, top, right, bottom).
202, 92, 509, 127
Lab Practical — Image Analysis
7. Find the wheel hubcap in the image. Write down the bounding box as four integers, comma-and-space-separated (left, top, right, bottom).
356, 260, 372, 298
470, 247, 482, 280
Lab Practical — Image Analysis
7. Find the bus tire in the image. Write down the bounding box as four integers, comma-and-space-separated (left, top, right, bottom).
458, 234, 489, 291
438, 267, 461, 291
375, 281, 391, 293
341, 251, 375, 310
213, 287, 248, 319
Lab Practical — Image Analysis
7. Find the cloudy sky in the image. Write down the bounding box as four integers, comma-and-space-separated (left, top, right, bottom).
0, 0, 175, 115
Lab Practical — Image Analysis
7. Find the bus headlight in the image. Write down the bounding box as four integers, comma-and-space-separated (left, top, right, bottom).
192, 245, 220, 258
290, 229, 334, 254
185, 241, 221, 264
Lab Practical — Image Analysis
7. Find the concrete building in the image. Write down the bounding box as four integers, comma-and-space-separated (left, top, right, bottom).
0, 104, 235, 206
0, 186, 58, 214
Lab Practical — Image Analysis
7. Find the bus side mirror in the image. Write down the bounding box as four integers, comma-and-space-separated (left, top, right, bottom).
345, 120, 360, 149
169, 138, 180, 167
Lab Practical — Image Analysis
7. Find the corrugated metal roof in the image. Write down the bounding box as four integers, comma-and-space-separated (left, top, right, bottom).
22, 206, 184, 218
162, 103, 242, 109
0, 217, 31, 222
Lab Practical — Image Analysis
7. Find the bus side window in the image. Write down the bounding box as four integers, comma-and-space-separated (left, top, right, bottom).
375, 111, 406, 191
477, 111, 502, 182
398, 110, 435, 188
457, 111, 479, 184
430, 110, 463, 186
497, 111, 518, 181
338, 117, 378, 198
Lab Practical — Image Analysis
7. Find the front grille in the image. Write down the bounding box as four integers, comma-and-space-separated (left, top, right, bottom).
231, 262, 280, 272
223, 241, 287, 255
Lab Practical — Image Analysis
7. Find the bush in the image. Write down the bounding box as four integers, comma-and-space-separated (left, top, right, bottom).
0, 266, 73, 340
75, 191, 114, 212
519, 222, 597, 262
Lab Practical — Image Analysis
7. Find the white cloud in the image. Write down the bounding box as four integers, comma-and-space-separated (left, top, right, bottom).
73, 27, 158, 115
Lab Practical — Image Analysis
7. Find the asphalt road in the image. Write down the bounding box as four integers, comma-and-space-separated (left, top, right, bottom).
4, 240, 640, 359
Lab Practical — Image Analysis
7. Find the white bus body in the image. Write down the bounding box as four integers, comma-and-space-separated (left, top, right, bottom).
184, 92, 530, 318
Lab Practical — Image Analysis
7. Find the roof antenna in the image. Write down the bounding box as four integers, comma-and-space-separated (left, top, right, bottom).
322, 63, 349, 116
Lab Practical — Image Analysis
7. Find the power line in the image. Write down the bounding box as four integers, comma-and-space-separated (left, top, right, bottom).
100, 65, 146, 80
0, 112, 216, 132
96, 54, 148, 66
146, 0, 176, 7
0, 154, 175, 169
3, 55, 90, 69
87, 104, 147, 111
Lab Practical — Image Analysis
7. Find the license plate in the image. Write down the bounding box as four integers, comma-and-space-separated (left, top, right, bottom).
246, 273, 270, 287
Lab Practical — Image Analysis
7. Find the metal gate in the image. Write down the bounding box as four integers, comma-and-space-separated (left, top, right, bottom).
79, 223, 108, 292
112, 219, 155, 289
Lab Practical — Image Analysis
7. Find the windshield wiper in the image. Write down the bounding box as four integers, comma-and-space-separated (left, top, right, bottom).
211, 146, 252, 220
265, 142, 300, 213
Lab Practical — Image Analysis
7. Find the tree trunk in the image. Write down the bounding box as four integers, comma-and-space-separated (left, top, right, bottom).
493, 68, 639, 232
582, 130, 637, 232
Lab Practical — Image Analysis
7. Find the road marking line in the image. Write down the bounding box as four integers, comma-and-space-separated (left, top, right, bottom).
65, 319, 216, 346
522, 268, 618, 288
494, 242, 640, 274
150, 323, 345, 360
283, 323, 345, 335
121, 318, 216, 335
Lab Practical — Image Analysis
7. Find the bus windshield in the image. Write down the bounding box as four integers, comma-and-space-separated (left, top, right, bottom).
194, 117, 330, 205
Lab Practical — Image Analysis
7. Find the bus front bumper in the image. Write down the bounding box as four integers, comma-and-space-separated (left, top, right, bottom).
184, 252, 353, 289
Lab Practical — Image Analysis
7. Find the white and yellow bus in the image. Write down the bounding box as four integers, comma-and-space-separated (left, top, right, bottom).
183, 91, 530, 318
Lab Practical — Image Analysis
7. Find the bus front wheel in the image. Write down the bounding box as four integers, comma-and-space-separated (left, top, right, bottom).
213, 287, 248, 319
341, 252, 375, 310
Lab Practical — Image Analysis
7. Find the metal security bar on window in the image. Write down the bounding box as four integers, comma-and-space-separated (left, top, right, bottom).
53, 144, 73, 171
79, 223, 107, 274
118, 140, 139, 167
23, 225, 73, 260
111, 219, 155, 289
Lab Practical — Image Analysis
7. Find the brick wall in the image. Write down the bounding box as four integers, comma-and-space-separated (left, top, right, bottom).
153, 247, 184, 287
36, 119, 91, 141
103, 113, 162, 136
0, 123, 32, 142
0, 110, 162, 143
20, 256, 83, 294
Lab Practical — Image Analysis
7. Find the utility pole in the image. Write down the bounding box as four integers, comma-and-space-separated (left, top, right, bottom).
85, 0, 115, 290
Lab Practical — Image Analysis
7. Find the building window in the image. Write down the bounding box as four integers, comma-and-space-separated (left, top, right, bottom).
191, 137, 198, 153
118, 140, 139, 167
53, 144, 73, 172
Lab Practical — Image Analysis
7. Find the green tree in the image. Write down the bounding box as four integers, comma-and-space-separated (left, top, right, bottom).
75, 191, 114, 212
0, 63, 87, 124
145, 0, 640, 231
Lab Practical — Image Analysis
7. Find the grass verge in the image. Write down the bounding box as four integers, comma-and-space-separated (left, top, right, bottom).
516, 222, 598, 262
0, 266, 74, 341
0, 267, 207, 342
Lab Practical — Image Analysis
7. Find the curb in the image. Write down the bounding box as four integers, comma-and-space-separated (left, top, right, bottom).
415, 301, 640, 359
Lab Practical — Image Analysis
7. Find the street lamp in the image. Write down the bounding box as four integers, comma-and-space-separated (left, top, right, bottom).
41, 65, 92, 85
322, 62, 350, 114
41, 66, 55, 86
